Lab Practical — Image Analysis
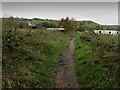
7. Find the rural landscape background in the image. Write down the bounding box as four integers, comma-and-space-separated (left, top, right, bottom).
1, 2, 120, 88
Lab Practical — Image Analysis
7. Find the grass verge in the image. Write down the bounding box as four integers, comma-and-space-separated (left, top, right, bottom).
2, 29, 70, 88
74, 33, 119, 88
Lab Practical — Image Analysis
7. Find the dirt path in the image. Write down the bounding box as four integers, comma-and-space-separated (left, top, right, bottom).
53, 37, 79, 88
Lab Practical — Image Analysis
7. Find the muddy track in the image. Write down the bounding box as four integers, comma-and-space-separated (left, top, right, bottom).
53, 37, 79, 88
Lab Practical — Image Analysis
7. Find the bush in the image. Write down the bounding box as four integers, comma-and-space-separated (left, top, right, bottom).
59, 17, 77, 32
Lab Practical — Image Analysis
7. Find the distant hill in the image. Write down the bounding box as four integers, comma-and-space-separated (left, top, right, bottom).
24, 18, 58, 24
77, 20, 100, 28
25, 19, 100, 28
77, 20, 118, 30
19, 18, 119, 30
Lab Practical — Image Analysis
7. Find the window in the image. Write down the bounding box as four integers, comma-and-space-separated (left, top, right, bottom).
99, 31, 101, 33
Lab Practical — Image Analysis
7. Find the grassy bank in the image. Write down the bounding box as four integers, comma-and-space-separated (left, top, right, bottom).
75, 32, 119, 88
2, 29, 70, 88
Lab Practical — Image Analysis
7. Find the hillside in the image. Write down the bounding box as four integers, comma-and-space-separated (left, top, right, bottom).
2, 17, 118, 30
77, 20, 100, 27
24, 19, 118, 30
26, 19, 58, 24
2, 17, 119, 88
25, 19, 99, 26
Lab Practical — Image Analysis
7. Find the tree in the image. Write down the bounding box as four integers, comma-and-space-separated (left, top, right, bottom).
59, 17, 77, 32
2, 16, 19, 30
42, 22, 58, 28
77, 26, 85, 32
42, 22, 50, 28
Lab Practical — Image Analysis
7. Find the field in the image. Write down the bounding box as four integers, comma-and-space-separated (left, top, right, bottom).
2, 29, 72, 88
2, 17, 120, 88
75, 33, 119, 88
27, 19, 118, 30
98, 35, 119, 45
27, 19, 58, 24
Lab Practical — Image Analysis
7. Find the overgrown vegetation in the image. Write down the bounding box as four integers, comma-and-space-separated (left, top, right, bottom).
2, 16, 119, 88
3, 28, 71, 88
2, 17, 73, 88
75, 32, 120, 88
3, 16, 118, 31
59, 17, 77, 32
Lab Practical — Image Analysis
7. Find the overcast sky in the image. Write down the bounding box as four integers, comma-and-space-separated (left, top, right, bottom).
1, 0, 120, 2
2, 2, 118, 25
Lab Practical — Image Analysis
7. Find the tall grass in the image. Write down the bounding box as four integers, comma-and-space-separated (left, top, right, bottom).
2, 29, 69, 88
75, 32, 119, 88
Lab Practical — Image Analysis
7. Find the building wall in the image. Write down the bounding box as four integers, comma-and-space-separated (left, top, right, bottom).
47, 28, 65, 30
94, 30, 120, 35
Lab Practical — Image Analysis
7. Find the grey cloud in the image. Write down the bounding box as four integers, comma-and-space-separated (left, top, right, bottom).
2, 2, 118, 25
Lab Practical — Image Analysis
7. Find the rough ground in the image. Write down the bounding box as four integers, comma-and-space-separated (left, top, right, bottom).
53, 37, 79, 88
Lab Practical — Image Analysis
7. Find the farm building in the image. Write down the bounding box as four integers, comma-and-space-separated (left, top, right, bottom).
28, 22, 37, 26
94, 30, 120, 35
47, 28, 65, 31
27, 22, 45, 29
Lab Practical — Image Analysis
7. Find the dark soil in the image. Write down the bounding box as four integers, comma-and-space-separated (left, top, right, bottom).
53, 37, 79, 88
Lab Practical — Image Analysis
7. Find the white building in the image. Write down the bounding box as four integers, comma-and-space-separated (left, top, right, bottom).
28, 22, 36, 26
94, 30, 120, 35
47, 28, 65, 31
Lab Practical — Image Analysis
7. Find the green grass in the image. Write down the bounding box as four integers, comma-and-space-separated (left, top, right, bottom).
2, 29, 70, 88
75, 37, 110, 88
2, 26, 119, 88
27, 20, 58, 24
83, 23, 100, 28
97, 35, 119, 45
74, 33, 119, 88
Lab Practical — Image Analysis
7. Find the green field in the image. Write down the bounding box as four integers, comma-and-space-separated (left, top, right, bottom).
2, 29, 120, 88
2, 17, 120, 88
27, 19, 58, 24
75, 37, 109, 88
74, 33, 119, 88
2, 29, 72, 88
97, 35, 119, 45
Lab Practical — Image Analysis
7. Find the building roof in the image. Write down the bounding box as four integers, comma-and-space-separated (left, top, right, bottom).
47, 28, 65, 30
